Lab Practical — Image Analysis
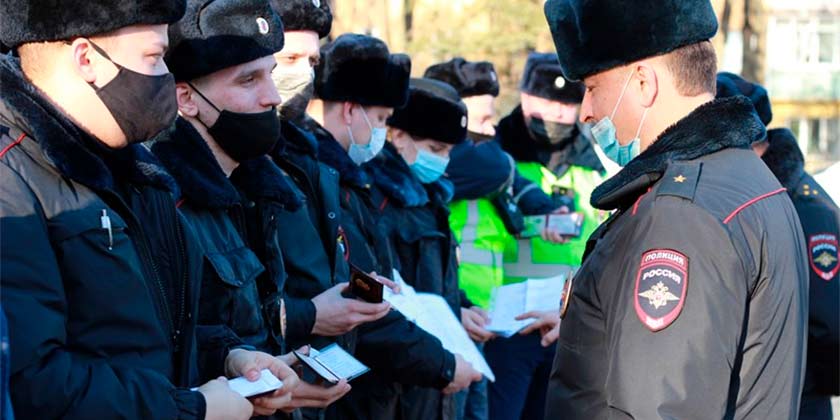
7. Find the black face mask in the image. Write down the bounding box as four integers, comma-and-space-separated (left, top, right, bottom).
188, 83, 280, 162
528, 117, 576, 147
87, 41, 177, 144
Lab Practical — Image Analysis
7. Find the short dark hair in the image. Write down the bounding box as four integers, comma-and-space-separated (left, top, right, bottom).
664, 41, 717, 96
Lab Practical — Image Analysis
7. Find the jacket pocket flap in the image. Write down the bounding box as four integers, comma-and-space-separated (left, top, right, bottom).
204, 247, 265, 287
50, 207, 128, 242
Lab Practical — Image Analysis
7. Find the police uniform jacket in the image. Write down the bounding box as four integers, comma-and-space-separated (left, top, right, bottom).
545, 97, 809, 419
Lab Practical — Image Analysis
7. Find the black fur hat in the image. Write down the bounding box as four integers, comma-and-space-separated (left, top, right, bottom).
166, 0, 284, 82
424, 58, 500, 98
387, 78, 468, 145
0, 0, 186, 49
315, 33, 411, 108
520, 52, 583, 103
544, 0, 718, 81
716, 72, 773, 126
270, 0, 332, 39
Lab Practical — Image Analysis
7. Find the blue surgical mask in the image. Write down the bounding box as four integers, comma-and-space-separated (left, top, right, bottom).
411, 148, 450, 183
590, 69, 649, 166
347, 106, 387, 165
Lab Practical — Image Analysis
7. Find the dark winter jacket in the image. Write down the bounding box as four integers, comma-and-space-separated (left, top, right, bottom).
0, 55, 229, 420
497, 105, 603, 214
151, 118, 284, 357
545, 97, 808, 419
763, 128, 839, 401
266, 120, 356, 353
314, 130, 459, 419
365, 142, 463, 420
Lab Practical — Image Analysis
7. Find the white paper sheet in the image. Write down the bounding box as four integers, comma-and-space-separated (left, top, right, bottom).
227, 369, 283, 398
485, 272, 568, 338
385, 271, 495, 382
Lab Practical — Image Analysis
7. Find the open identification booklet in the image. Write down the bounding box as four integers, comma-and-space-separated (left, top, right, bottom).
485, 271, 569, 338
385, 271, 495, 382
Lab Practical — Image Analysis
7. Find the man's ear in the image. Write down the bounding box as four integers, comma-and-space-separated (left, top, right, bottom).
70, 38, 99, 84
176, 83, 199, 117
342, 101, 355, 126
634, 63, 659, 108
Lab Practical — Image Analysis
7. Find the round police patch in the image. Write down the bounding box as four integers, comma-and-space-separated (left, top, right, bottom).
809, 233, 838, 281
256, 17, 270, 35
634, 249, 688, 332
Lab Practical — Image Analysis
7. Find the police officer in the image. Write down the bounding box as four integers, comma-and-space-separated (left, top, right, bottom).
306, 35, 482, 419
0, 0, 286, 419
363, 77, 481, 420
151, 0, 304, 415
543, 0, 808, 418
717, 72, 840, 420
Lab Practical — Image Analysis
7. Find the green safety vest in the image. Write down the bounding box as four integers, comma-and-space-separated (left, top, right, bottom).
449, 199, 509, 309
502, 162, 605, 284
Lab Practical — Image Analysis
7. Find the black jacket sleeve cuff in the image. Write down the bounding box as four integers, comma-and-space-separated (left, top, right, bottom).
434, 351, 457, 390
172, 389, 207, 420
285, 297, 316, 344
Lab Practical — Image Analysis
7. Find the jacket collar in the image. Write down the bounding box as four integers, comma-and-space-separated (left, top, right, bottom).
310, 120, 371, 189
591, 96, 765, 210
150, 117, 240, 209
761, 128, 806, 192
230, 156, 303, 211
0, 55, 177, 194
496, 105, 604, 173
365, 142, 454, 207
276, 118, 319, 160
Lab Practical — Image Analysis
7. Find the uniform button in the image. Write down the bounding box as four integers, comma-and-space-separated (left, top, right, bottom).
328, 212, 336, 219
247, 201, 256, 208
329, 169, 337, 175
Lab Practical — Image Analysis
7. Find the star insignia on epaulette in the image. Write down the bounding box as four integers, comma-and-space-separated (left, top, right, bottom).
673, 175, 686, 183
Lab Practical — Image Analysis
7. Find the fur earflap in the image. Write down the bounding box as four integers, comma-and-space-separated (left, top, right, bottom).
544, 0, 718, 80
424, 58, 499, 98
315, 34, 411, 108
0, 0, 185, 48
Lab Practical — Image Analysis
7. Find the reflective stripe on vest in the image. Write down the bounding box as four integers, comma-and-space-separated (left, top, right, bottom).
503, 237, 576, 279
459, 201, 504, 266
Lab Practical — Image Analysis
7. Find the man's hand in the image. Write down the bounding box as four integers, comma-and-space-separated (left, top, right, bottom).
461, 306, 494, 343
311, 283, 391, 336
224, 349, 301, 416
516, 310, 561, 347
198, 377, 253, 420
541, 206, 570, 244
442, 354, 483, 395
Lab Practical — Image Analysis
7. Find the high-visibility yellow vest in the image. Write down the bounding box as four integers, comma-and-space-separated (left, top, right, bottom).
502, 162, 605, 284
449, 199, 508, 309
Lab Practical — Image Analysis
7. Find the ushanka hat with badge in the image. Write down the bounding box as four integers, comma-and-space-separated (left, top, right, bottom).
519, 52, 583, 104
387, 78, 468, 145
270, 0, 332, 39
424, 58, 500, 98
315, 33, 411, 108
166, 0, 285, 82
544, 0, 719, 81
0, 0, 185, 49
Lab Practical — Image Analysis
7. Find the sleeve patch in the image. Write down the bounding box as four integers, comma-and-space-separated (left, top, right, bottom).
810, 233, 838, 281
634, 249, 688, 331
